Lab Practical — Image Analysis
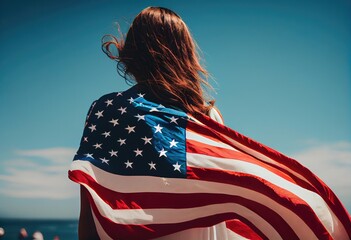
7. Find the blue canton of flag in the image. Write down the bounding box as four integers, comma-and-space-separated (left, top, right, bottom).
74, 85, 188, 178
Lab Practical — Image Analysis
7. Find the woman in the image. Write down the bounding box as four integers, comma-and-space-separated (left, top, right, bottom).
77, 6, 224, 240
70, 6, 351, 240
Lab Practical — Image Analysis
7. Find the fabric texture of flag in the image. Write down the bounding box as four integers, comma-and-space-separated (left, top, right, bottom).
68, 85, 351, 240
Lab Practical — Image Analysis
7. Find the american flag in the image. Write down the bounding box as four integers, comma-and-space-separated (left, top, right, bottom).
69, 85, 351, 239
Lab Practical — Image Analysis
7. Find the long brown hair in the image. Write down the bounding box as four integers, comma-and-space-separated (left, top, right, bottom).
102, 6, 213, 116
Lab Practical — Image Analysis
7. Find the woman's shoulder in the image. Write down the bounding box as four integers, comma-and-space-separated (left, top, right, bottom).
208, 106, 224, 124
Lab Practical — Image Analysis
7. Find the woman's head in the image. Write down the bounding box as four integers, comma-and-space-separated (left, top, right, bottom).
102, 6, 213, 115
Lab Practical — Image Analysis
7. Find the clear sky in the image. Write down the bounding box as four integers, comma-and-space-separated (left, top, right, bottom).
0, 0, 350, 219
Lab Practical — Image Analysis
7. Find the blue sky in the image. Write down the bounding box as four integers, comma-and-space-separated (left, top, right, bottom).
0, 0, 350, 219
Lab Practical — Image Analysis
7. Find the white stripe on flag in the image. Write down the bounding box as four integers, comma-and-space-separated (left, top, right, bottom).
187, 130, 238, 151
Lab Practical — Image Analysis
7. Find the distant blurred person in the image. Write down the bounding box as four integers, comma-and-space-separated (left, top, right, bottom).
18, 228, 28, 239
32, 231, 43, 240
0, 227, 4, 238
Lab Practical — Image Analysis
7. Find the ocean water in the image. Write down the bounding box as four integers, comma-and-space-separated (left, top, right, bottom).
0, 219, 78, 239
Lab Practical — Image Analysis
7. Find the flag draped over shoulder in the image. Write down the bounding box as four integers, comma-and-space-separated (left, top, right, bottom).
68, 85, 351, 240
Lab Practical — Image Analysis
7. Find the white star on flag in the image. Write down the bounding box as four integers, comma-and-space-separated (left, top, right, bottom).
169, 139, 178, 148
101, 131, 111, 138
134, 148, 143, 157
117, 138, 126, 146
127, 97, 134, 104
84, 153, 93, 158
100, 157, 110, 165
125, 125, 136, 133
141, 136, 152, 145
137, 93, 145, 98
93, 143, 102, 149
172, 162, 181, 172
170, 116, 178, 124
158, 148, 167, 157
118, 107, 127, 114
105, 99, 113, 106
148, 161, 156, 170
134, 114, 145, 121
154, 124, 163, 133
124, 160, 133, 168
95, 110, 104, 119
88, 124, 97, 132
109, 150, 118, 157
109, 119, 119, 126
